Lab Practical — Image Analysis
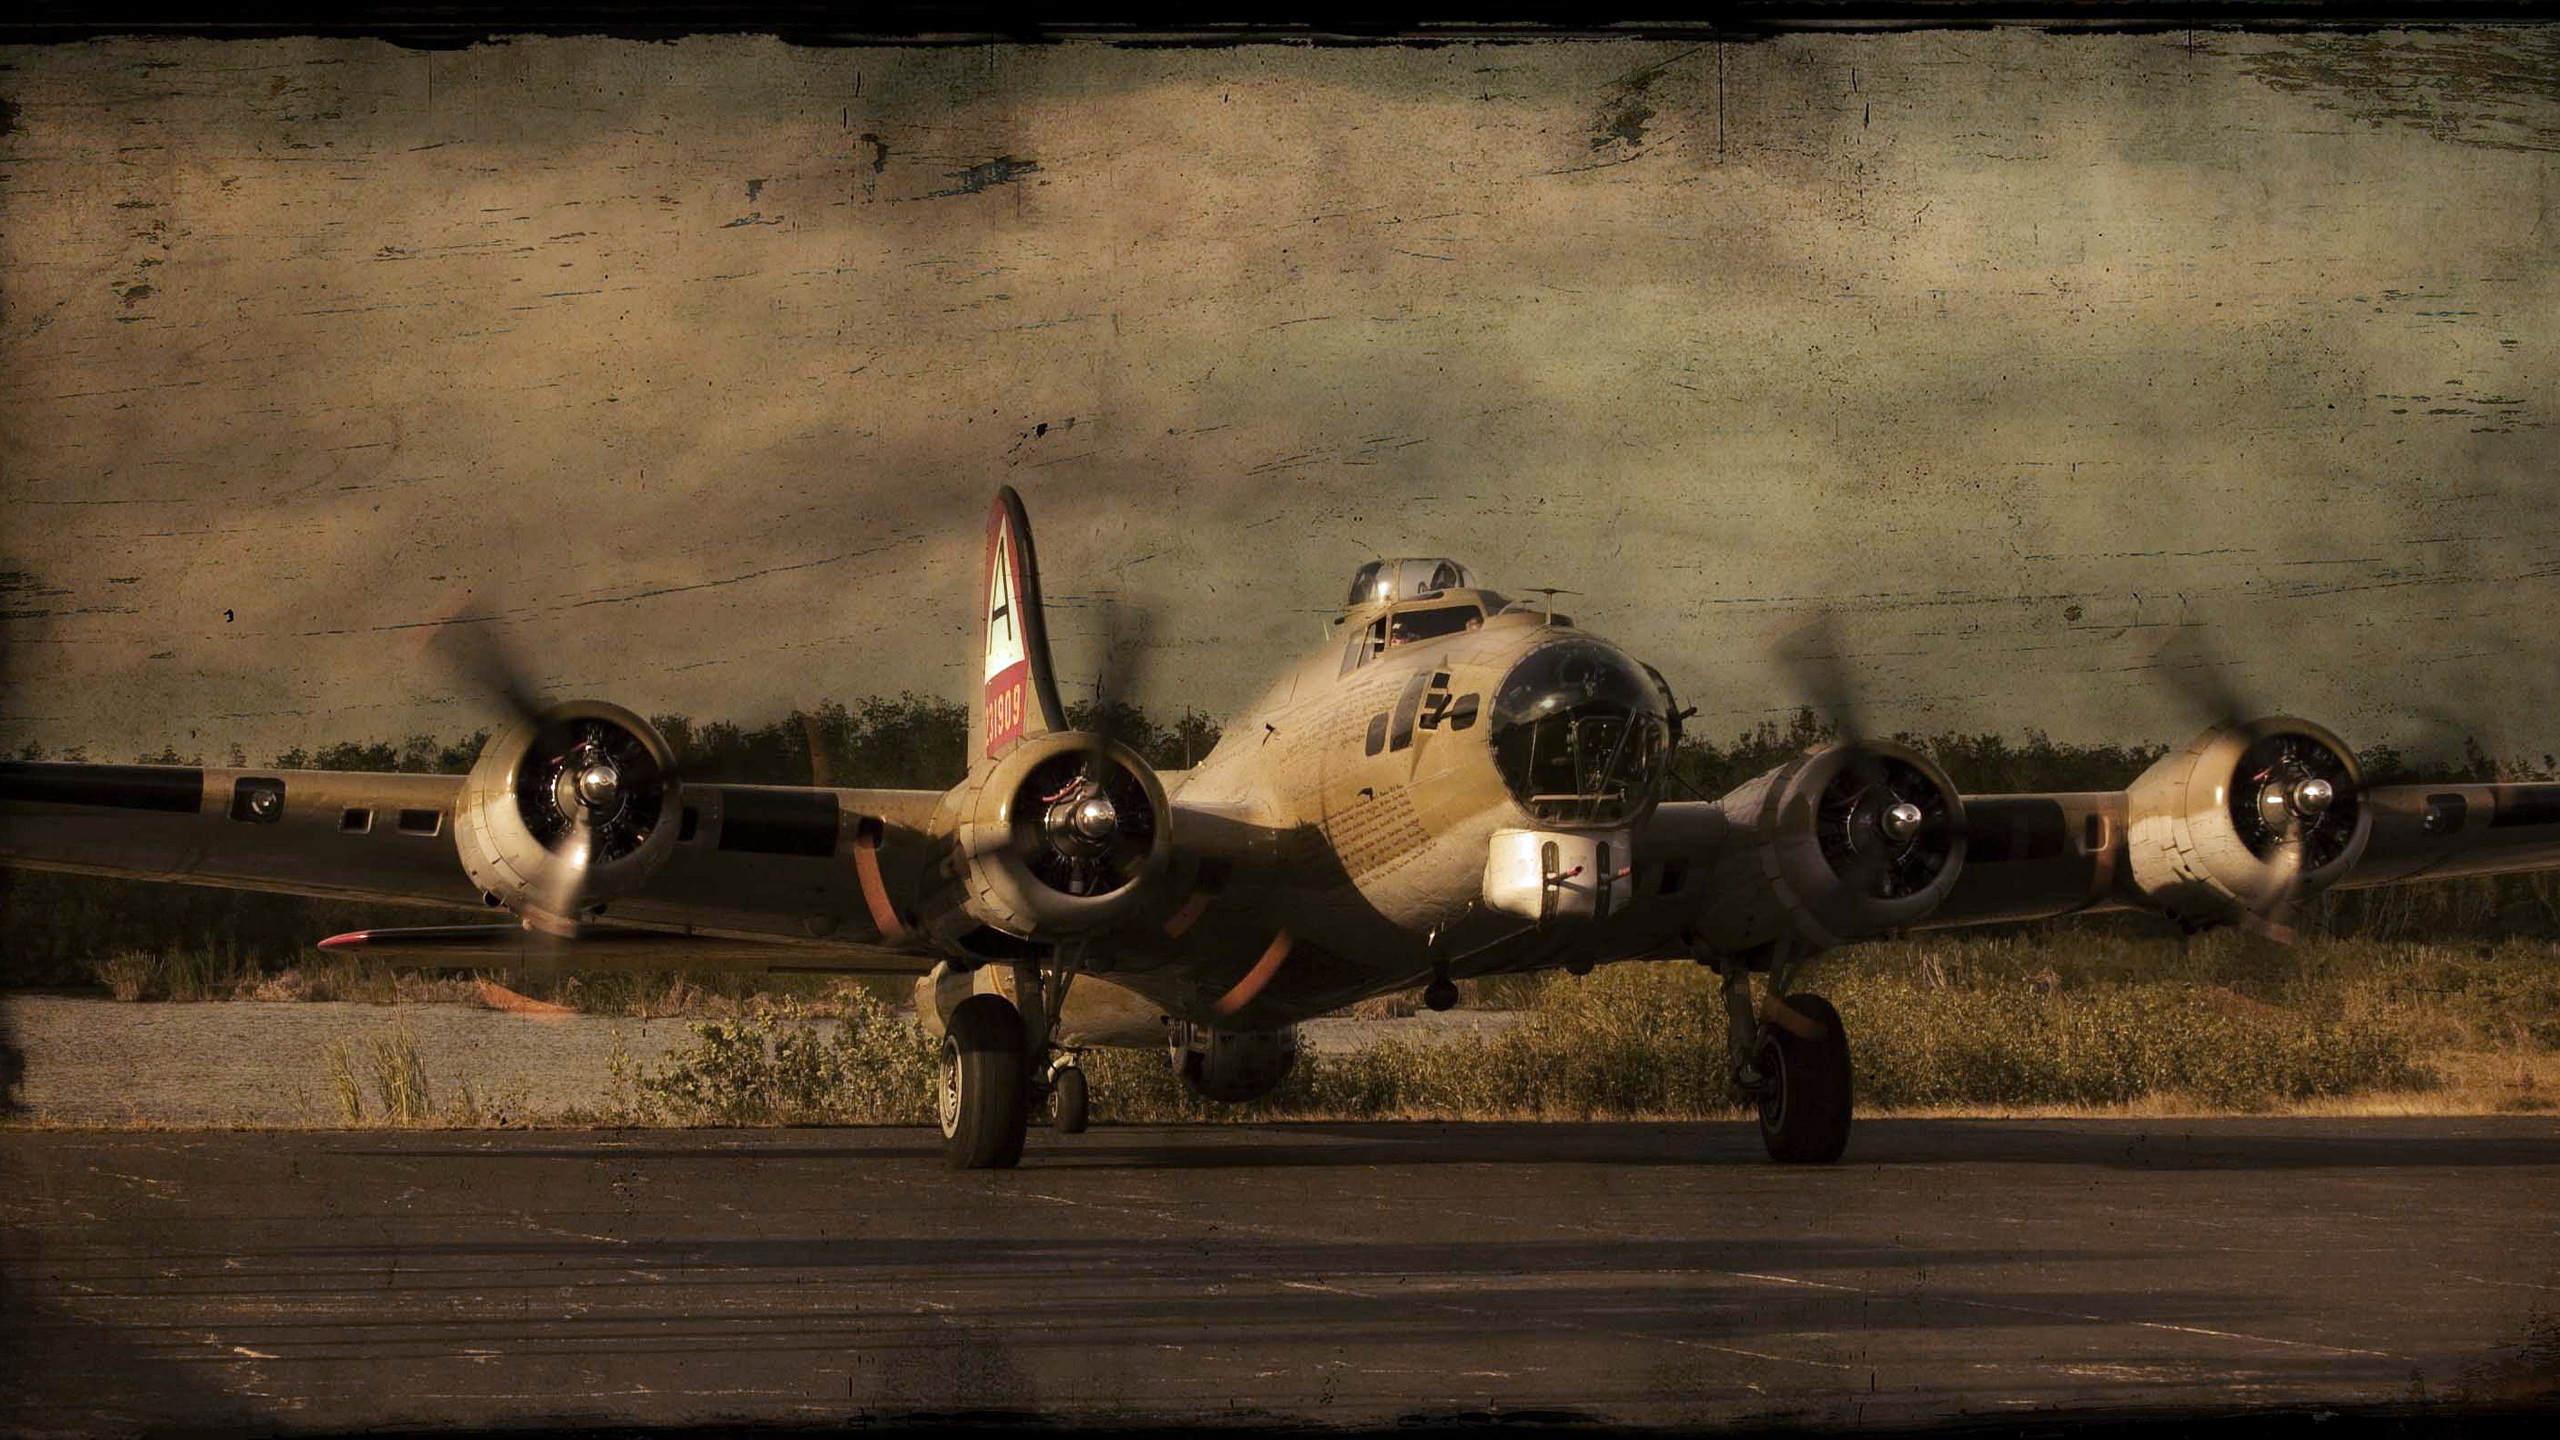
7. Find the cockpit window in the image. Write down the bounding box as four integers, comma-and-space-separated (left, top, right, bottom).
1491, 640, 1672, 826
1388, 604, 1481, 647
1346, 602, 1485, 672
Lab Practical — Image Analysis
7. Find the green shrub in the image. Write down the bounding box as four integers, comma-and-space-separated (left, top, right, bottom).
610, 992, 939, 1126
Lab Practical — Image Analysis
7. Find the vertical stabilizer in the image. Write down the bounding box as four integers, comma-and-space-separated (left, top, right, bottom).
975, 486, 1070, 762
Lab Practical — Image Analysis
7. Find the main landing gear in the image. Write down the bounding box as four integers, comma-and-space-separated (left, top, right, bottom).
937, 994, 1028, 1169
1717, 950, 1854, 1164
937, 956, 1086, 1170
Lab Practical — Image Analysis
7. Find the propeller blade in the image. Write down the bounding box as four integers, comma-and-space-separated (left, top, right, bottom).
1835, 843, 1891, 903
798, 707, 834, 788
1081, 593, 1158, 789
1092, 595, 1156, 734
522, 820, 596, 941
417, 594, 548, 731
1776, 608, 1864, 747
2145, 625, 2253, 731
2238, 837, 2307, 946
1777, 608, 1900, 810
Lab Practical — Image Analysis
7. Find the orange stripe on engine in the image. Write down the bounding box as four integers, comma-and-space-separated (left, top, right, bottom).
1211, 930, 1292, 1018
852, 825, 907, 941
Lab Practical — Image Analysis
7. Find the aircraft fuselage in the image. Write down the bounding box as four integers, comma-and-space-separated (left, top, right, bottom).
1094, 588, 1696, 1030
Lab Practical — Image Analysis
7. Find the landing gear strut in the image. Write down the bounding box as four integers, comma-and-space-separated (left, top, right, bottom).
1717, 948, 1854, 1164
938, 954, 1083, 1170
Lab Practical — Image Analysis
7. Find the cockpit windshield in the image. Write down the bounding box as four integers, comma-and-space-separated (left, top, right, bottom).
1388, 604, 1481, 646
1490, 639, 1672, 826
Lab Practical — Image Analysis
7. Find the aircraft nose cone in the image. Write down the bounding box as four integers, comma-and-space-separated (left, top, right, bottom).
1881, 800, 1926, 843
574, 763, 622, 809
2292, 777, 2335, 816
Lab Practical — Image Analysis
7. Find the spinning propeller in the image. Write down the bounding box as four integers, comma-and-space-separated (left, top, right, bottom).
1775, 610, 1959, 902
1015, 593, 1159, 900
2143, 627, 2362, 943
429, 617, 682, 938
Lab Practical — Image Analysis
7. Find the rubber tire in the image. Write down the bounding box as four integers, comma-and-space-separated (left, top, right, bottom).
939, 994, 1029, 1170
1052, 1064, 1089, 1135
1756, 993, 1853, 1164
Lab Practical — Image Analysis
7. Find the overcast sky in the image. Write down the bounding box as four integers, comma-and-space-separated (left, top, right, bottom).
3, 29, 2556, 766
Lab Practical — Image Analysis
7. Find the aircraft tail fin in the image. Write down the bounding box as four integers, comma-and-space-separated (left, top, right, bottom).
974, 486, 1070, 762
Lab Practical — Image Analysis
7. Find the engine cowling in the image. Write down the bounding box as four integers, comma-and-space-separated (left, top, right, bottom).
1690, 739, 1967, 955
1168, 1021, 1301, 1104
452, 700, 681, 934
923, 729, 1173, 945
2124, 716, 2370, 932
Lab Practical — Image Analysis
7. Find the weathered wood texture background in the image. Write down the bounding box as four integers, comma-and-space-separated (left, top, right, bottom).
2, 31, 2553, 760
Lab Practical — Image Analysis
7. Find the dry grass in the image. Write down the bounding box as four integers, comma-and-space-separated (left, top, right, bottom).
76, 948, 903, 1017
88, 948, 483, 1005
28, 930, 2557, 1132
322, 1039, 366, 1122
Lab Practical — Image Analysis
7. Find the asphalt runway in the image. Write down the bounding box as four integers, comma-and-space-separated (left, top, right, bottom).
4, 1119, 2556, 1434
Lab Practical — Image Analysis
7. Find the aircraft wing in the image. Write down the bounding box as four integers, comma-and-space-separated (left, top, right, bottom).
1635, 717, 2560, 949
1918, 780, 2560, 933
0, 759, 949, 969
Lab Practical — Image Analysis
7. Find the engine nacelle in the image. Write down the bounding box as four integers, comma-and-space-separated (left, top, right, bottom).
1688, 739, 1967, 956
2123, 716, 2370, 931
920, 729, 1173, 946
452, 700, 682, 935
1168, 1021, 1301, 1104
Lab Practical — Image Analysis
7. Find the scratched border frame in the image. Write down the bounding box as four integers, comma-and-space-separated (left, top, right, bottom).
3, 5, 2558, 1438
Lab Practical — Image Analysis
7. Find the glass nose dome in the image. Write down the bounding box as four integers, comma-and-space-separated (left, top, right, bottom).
1490, 639, 1673, 826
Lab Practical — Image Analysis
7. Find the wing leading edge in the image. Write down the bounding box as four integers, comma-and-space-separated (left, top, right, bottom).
0, 760, 949, 970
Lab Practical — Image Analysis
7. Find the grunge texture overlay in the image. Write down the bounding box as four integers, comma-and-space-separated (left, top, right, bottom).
2, 31, 2555, 759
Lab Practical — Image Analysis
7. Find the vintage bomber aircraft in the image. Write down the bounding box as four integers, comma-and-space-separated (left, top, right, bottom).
7, 486, 2560, 1167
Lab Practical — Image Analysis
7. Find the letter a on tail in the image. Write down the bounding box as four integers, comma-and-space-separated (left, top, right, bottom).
978, 486, 1068, 761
